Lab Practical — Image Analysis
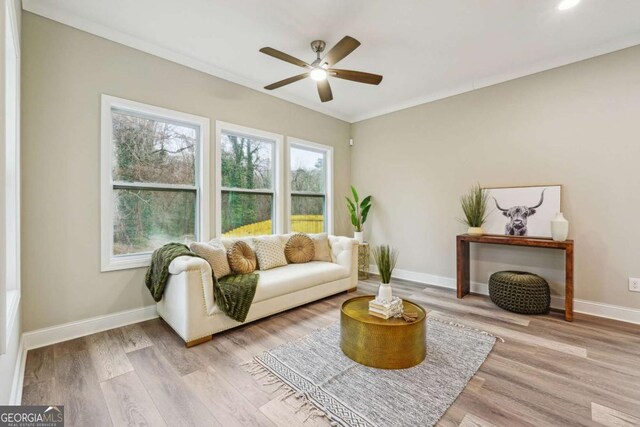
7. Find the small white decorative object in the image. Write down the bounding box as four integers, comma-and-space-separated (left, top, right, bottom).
354, 231, 364, 243
377, 282, 392, 301
467, 227, 483, 236
551, 212, 569, 242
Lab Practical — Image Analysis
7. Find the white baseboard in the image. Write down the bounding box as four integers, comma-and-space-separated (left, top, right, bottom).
369, 265, 640, 325
22, 305, 158, 351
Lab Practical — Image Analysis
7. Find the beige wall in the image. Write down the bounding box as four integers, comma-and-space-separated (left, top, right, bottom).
21, 13, 351, 332
351, 45, 640, 310
20, 10, 640, 332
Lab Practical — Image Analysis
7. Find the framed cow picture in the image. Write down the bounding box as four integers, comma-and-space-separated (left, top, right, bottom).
483, 185, 562, 238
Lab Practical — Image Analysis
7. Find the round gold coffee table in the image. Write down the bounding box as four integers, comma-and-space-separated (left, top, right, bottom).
340, 295, 426, 369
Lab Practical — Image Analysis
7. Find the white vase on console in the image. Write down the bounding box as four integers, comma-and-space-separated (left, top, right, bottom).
551, 212, 569, 242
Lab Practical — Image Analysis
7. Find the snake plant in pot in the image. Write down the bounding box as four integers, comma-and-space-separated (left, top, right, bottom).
460, 183, 490, 235
345, 186, 371, 243
372, 245, 399, 301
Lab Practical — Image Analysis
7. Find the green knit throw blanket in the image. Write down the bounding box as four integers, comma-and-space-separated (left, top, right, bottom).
145, 243, 197, 302
216, 273, 259, 323
146, 243, 258, 322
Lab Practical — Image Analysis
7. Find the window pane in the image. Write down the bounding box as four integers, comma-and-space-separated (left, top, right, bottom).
220, 133, 273, 190
290, 146, 325, 193
222, 191, 273, 237
291, 195, 325, 233
113, 189, 196, 255
112, 111, 197, 185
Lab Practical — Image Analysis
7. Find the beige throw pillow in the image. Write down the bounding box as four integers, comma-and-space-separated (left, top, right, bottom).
254, 236, 288, 270
190, 242, 231, 279
285, 233, 315, 263
309, 233, 332, 262
227, 241, 257, 274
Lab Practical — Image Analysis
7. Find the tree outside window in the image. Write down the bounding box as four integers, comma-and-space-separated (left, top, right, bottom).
220, 133, 275, 237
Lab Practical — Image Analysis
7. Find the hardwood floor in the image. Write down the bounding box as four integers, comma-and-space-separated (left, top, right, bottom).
22, 278, 640, 427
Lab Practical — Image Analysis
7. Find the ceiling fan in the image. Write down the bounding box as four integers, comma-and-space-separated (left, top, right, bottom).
259, 36, 383, 103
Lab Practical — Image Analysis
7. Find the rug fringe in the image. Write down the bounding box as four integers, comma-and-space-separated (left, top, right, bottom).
242, 359, 338, 426
428, 316, 505, 343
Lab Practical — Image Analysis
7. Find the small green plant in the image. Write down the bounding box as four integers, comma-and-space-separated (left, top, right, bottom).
372, 245, 399, 284
460, 183, 490, 227
345, 186, 371, 232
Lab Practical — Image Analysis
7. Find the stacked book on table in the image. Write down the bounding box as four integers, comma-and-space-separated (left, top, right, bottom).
369, 296, 403, 319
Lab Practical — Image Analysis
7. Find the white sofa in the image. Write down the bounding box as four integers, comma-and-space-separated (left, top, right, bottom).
157, 235, 358, 346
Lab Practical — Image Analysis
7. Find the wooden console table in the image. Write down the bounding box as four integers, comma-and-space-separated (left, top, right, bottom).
456, 234, 574, 321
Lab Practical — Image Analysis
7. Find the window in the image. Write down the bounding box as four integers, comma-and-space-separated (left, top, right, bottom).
288, 139, 333, 234
216, 122, 283, 237
101, 96, 209, 271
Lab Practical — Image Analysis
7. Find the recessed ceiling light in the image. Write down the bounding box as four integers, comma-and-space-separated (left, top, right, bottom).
557, 0, 581, 11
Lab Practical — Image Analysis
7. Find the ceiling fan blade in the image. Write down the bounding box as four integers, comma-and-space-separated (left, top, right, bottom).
317, 79, 333, 102
264, 73, 309, 90
323, 36, 361, 67
329, 69, 383, 85
259, 47, 310, 68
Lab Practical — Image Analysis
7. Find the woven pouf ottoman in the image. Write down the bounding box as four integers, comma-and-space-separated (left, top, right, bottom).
488, 271, 550, 314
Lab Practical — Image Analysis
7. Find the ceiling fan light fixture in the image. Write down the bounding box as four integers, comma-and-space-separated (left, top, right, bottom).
557, 0, 581, 11
310, 68, 327, 81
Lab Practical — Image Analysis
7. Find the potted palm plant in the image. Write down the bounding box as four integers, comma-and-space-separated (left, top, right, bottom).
460, 183, 490, 235
372, 245, 399, 301
345, 186, 371, 243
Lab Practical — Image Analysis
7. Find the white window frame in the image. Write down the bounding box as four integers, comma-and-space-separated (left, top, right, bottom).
286, 137, 333, 235
100, 95, 210, 272
1, 0, 20, 354
215, 121, 284, 237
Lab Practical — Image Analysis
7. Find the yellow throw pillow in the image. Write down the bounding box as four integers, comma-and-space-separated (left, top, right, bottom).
254, 235, 288, 270
309, 233, 332, 262
227, 241, 257, 274
285, 233, 315, 263
190, 242, 231, 279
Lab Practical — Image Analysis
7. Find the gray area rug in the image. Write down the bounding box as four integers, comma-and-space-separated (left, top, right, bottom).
247, 317, 497, 427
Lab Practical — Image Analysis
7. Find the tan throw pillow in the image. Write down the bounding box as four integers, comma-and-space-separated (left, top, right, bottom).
285, 233, 315, 264
190, 242, 232, 279
309, 233, 332, 262
254, 236, 288, 271
227, 241, 257, 274
208, 238, 225, 249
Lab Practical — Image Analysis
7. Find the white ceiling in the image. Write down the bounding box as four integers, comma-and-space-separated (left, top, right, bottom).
23, 0, 640, 122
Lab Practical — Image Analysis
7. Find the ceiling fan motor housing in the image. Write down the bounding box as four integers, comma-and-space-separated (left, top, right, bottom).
310, 40, 326, 54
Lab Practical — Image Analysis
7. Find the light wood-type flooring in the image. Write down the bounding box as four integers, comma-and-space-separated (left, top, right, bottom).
22, 277, 640, 427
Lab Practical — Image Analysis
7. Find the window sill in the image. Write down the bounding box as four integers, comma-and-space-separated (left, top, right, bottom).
102, 254, 152, 272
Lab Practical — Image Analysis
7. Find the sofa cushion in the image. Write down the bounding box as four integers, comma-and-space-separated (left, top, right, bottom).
220, 237, 255, 251
254, 235, 288, 270
227, 241, 257, 274
285, 233, 315, 263
252, 261, 349, 303
308, 233, 332, 262
190, 242, 231, 279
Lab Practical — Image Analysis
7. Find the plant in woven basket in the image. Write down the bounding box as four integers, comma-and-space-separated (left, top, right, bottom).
459, 183, 490, 235
372, 245, 399, 302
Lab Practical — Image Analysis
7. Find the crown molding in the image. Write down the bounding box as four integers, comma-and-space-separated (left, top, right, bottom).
23, 1, 640, 124
22, 0, 353, 123
350, 32, 640, 123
